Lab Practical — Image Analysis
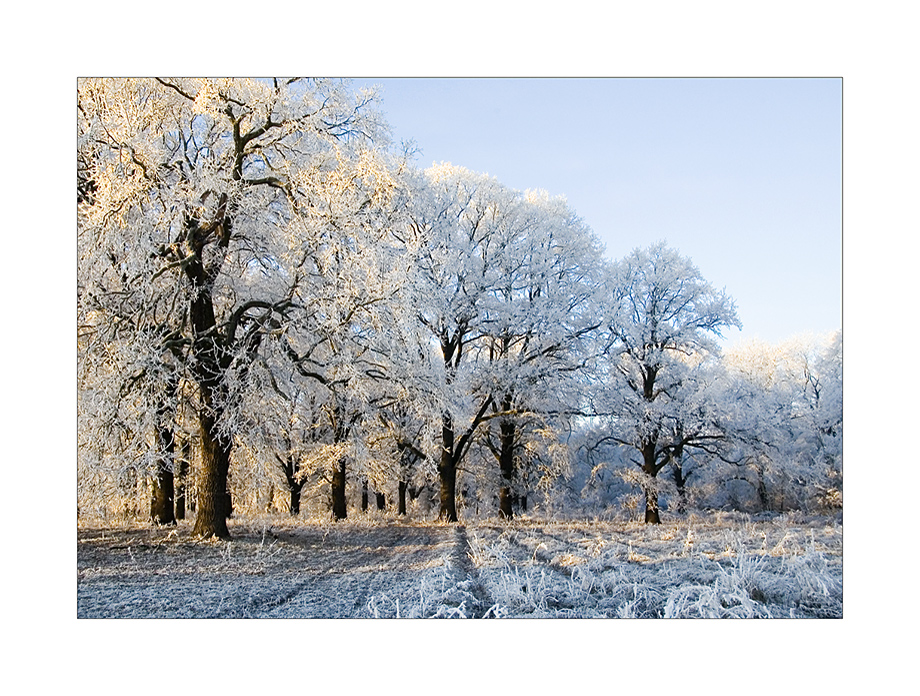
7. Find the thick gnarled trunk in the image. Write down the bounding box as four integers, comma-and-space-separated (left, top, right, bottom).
184, 200, 236, 539
192, 417, 232, 539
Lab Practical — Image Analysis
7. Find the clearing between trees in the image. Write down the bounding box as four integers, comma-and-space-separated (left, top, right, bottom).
77, 512, 842, 618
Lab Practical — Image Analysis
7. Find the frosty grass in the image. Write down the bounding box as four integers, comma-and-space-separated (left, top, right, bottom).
77, 512, 842, 619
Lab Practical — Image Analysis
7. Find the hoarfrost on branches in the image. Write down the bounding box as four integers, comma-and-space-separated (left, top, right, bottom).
77, 78, 842, 545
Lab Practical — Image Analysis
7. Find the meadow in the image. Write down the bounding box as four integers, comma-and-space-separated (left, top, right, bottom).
77, 511, 842, 618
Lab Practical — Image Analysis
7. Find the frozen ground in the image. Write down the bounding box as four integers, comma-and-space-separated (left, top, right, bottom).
77, 512, 842, 618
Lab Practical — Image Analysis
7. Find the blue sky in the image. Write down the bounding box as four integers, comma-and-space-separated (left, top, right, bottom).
355, 78, 842, 347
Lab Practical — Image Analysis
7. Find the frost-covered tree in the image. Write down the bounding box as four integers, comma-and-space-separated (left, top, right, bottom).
808, 331, 843, 508
400, 164, 517, 521
599, 242, 741, 523
399, 165, 609, 521
716, 332, 842, 512
78, 78, 404, 538
365, 315, 441, 517
233, 378, 328, 516
475, 189, 609, 518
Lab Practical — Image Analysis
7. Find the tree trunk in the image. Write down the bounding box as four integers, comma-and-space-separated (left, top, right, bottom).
375, 491, 385, 510
439, 462, 457, 522
498, 487, 513, 519
279, 455, 303, 516
331, 457, 347, 520
398, 481, 408, 515
289, 481, 302, 516
642, 441, 661, 524
439, 415, 458, 522
361, 478, 369, 512
175, 440, 190, 520
150, 466, 175, 525
644, 487, 661, 524
753, 458, 769, 511
185, 215, 234, 539
192, 417, 232, 539
673, 470, 686, 514
175, 468, 186, 520
498, 417, 516, 519
672, 446, 687, 514
150, 379, 177, 525
438, 334, 465, 523
150, 425, 176, 525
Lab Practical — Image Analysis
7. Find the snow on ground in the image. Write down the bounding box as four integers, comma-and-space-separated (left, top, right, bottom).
77, 512, 842, 618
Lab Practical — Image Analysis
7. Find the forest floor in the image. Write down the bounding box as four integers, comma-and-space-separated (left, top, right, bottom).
77, 512, 843, 618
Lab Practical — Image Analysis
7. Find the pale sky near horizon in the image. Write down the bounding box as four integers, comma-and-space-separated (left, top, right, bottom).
354, 77, 842, 348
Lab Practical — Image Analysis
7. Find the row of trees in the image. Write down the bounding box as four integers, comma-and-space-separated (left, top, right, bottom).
575, 330, 842, 518
77, 78, 842, 538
